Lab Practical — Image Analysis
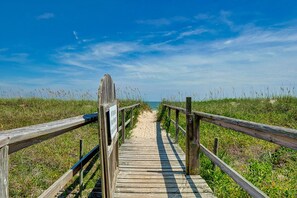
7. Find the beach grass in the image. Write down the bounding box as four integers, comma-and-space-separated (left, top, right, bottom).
159, 96, 297, 197
0, 97, 147, 197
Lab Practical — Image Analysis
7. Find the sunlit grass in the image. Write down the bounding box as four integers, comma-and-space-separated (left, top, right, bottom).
159, 96, 297, 198
0, 95, 148, 197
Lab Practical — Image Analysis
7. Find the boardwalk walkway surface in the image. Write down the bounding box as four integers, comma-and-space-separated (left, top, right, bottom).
114, 111, 215, 198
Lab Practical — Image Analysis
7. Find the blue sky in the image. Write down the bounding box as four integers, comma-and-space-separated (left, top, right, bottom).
1, 1, 297, 101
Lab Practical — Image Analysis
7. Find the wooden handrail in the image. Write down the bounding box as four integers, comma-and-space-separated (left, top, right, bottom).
0, 103, 140, 154
163, 103, 297, 150
163, 104, 186, 113
0, 113, 98, 154
0, 101, 141, 198
119, 103, 140, 111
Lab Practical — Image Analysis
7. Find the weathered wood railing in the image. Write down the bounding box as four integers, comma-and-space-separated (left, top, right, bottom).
0, 93, 140, 197
161, 97, 297, 198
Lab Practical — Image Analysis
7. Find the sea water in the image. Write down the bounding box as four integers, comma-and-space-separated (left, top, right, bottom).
145, 101, 161, 110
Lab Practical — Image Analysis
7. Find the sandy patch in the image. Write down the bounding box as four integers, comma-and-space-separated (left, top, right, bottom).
130, 110, 157, 140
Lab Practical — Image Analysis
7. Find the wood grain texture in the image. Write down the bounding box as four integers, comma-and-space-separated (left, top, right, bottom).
0, 146, 8, 198
0, 113, 97, 154
163, 103, 297, 150
114, 119, 215, 198
98, 74, 120, 198
186, 97, 198, 175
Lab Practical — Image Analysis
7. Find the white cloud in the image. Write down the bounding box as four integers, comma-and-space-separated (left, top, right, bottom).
37, 12, 55, 20
43, 20, 297, 100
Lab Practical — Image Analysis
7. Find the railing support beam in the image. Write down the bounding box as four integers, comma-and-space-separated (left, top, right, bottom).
121, 110, 125, 143
0, 145, 9, 198
186, 97, 198, 175
175, 110, 179, 143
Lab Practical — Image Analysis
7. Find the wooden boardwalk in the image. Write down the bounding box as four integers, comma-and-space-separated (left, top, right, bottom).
113, 112, 215, 198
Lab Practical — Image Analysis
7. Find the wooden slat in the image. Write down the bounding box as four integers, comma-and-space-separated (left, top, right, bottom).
117, 173, 204, 179
115, 186, 213, 193
119, 167, 185, 172
114, 192, 214, 198
200, 144, 268, 198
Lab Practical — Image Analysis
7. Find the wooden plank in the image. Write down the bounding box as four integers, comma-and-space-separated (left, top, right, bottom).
116, 182, 211, 188
120, 165, 185, 168
1, 113, 97, 154
0, 145, 8, 198
120, 161, 184, 167
119, 153, 184, 157
116, 180, 206, 185
115, 186, 213, 193
114, 192, 215, 198
119, 168, 185, 172
117, 174, 204, 180
119, 157, 185, 161
200, 144, 268, 198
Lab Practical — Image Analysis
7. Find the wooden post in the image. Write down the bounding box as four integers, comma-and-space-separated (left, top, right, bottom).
130, 108, 133, 128
79, 140, 83, 197
194, 114, 200, 174
121, 109, 125, 143
168, 108, 171, 127
0, 145, 9, 198
98, 74, 119, 198
212, 138, 219, 171
186, 97, 198, 175
175, 110, 179, 143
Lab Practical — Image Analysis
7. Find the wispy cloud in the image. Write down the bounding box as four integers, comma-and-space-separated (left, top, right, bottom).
0, 52, 29, 63
177, 28, 208, 39
136, 16, 190, 26
73, 31, 79, 40
37, 12, 55, 20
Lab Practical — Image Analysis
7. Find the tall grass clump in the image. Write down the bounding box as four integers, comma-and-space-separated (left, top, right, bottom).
159, 95, 297, 198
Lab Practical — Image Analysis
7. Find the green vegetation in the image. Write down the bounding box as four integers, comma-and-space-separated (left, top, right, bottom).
0, 98, 147, 197
159, 96, 297, 198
